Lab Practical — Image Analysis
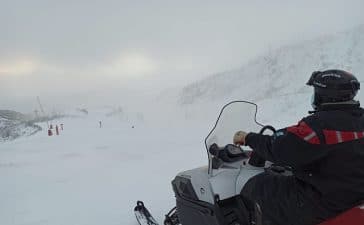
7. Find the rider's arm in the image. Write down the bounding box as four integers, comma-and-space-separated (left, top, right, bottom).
245, 121, 329, 168
244, 132, 274, 162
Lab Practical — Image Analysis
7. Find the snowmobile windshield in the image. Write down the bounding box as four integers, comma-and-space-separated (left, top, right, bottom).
205, 101, 263, 174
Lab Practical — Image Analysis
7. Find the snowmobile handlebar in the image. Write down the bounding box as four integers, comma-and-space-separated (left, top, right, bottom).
258, 125, 276, 134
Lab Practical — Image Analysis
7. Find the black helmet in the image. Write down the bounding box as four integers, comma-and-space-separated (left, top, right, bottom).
307, 69, 360, 109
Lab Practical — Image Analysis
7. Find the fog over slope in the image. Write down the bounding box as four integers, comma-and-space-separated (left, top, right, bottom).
2, 26, 364, 141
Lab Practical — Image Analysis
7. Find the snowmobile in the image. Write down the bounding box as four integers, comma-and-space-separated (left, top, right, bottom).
134, 101, 364, 225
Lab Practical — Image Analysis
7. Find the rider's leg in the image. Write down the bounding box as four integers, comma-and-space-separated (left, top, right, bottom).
241, 171, 327, 225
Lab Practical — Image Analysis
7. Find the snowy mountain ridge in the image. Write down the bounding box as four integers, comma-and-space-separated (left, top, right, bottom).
179, 25, 364, 106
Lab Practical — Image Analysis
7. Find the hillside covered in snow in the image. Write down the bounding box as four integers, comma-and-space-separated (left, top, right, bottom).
179, 25, 364, 125
0, 110, 42, 141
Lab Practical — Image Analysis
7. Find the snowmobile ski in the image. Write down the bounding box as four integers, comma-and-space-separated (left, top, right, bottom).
134, 201, 180, 225
134, 201, 159, 225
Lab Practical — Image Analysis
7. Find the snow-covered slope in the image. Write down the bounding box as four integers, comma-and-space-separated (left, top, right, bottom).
179, 25, 364, 126
0, 108, 206, 225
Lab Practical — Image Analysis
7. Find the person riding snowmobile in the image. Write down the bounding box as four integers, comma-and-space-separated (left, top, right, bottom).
233, 69, 363, 225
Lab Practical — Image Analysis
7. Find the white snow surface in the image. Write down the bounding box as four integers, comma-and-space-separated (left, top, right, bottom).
0, 112, 210, 225
1, 25, 364, 225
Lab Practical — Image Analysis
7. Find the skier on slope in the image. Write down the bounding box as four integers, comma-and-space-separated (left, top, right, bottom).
233, 69, 363, 225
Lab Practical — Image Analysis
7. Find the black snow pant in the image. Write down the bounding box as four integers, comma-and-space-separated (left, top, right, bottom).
241, 171, 332, 225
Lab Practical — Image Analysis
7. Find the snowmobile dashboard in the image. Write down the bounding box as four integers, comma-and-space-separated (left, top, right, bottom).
209, 143, 249, 164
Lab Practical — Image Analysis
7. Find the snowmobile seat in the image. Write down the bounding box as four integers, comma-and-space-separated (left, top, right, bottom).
318, 204, 364, 225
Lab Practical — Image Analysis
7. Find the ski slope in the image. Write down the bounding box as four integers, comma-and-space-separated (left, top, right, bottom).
0, 110, 211, 225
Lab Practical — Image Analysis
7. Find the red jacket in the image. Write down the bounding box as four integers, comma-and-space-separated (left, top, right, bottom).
245, 104, 364, 213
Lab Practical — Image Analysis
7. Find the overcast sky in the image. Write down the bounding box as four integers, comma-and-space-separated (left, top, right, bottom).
1, 0, 363, 111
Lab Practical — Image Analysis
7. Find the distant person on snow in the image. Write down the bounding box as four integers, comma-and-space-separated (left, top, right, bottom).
233, 69, 363, 225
